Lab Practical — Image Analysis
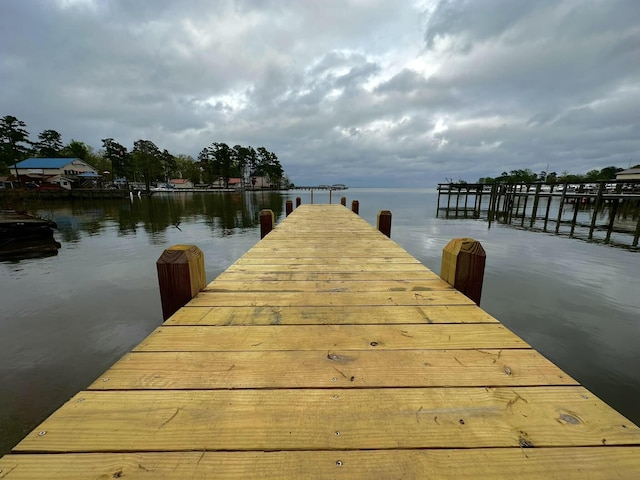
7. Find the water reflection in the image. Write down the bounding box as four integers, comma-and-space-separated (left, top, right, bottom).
34, 191, 286, 246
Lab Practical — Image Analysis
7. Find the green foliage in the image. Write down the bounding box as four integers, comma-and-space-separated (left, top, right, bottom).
101, 138, 129, 179
0, 115, 31, 173
1, 113, 290, 189
61, 140, 89, 160
175, 154, 201, 184
35, 129, 63, 157
478, 165, 627, 184
132, 139, 162, 192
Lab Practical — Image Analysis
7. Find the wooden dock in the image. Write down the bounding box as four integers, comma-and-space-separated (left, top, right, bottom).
1, 204, 640, 478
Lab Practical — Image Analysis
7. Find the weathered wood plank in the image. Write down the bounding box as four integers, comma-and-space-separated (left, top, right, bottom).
4, 448, 640, 479
14, 388, 639, 452
165, 305, 499, 325
204, 279, 453, 293
134, 324, 527, 351
224, 262, 431, 272
232, 256, 422, 265
189, 289, 475, 306
214, 270, 441, 281
89, 349, 577, 390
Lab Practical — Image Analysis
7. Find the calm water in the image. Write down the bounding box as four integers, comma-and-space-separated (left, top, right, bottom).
1, 188, 639, 454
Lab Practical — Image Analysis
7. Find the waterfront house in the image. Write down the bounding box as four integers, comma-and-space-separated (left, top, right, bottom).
13, 158, 99, 188
616, 167, 640, 181
169, 178, 194, 189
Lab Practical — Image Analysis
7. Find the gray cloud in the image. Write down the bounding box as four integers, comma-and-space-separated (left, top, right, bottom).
1, 0, 639, 186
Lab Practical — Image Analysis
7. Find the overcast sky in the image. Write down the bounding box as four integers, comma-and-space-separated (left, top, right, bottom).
1, 1, 639, 186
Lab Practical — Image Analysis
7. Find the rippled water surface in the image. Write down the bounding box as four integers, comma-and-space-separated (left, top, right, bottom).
1, 188, 639, 454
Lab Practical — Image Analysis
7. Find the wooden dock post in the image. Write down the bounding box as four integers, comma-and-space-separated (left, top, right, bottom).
156, 245, 206, 321
570, 197, 580, 236
341, 196, 346, 206
377, 210, 392, 237
352, 200, 359, 214
285, 200, 293, 216
634, 210, 640, 247
556, 183, 568, 233
440, 238, 486, 305
605, 199, 619, 243
296, 197, 301, 207
310, 189, 314, 204
543, 185, 554, 231
488, 184, 497, 226
589, 182, 605, 239
520, 185, 530, 227
530, 184, 542, 228
463, 187, 469, 218
260, 209, 275, 239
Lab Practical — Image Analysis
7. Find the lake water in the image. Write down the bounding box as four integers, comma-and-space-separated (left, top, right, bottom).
1, 188, 639, 455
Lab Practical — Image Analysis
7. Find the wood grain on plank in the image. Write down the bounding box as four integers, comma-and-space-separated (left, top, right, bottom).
134, 324, 527, 351
15, 388, 639, 452
4, 449, 640, 480
89, 349, 576, 390
165, 305, 499, 325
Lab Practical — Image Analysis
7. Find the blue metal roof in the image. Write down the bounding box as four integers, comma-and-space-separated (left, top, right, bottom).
16, 158, 79, 169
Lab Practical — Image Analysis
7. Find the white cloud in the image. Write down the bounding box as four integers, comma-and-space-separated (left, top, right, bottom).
1, 0, 639, 186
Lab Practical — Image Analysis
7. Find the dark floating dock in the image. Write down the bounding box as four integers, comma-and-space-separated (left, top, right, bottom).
0, 211, 61, 259
1, 204, 640, 478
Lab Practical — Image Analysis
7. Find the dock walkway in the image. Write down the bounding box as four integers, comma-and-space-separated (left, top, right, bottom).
1, 204, 640, 478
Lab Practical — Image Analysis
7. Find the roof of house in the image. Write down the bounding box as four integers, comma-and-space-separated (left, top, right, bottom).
16, 158, 80, 169
617, 168, 640, 175
170, 178, 191, 184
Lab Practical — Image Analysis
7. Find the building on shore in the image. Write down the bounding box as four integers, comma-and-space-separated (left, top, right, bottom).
12, 158, 100, 189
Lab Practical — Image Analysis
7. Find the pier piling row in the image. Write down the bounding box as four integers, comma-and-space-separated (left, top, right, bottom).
2, 204, 640, 478
437, 180, 640, 247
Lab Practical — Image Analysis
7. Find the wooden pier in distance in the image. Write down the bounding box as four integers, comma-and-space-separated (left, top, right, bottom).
437, 180, 640, 247
2, 204, 640, 478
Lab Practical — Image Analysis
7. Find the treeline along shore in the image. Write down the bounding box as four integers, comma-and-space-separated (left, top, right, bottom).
0, 114, 292, 195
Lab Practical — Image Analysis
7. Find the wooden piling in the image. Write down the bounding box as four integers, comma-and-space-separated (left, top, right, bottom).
377, 210, 392, 238
341, 196, 346, 206
488, 184, 497, 226
285, 200, 293, 216
555, 183, 568, 233
570, 197, 580, 236
352, 200, 359, 214
543, 185, 554, 231
520, 186, 530, 227
605, 200, 619, 243
260, 209, 275, 239
589, 182, 605, 240
513, 192, 521, 224
440, 238, 486, 306
296, 197, 301, 207
530, 184, 541, 228
463, 188, 469, 218
156, 245, 206, 321
634, 209, 640, 247
310, 189, 314, 204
